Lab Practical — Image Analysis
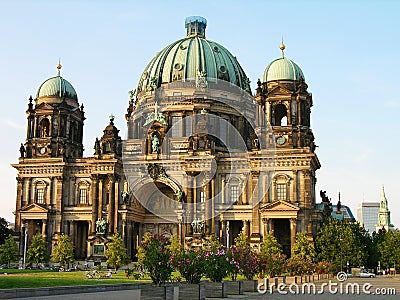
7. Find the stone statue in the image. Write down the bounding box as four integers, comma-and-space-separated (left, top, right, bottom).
19, 143, 25, 158
94, 138, 101, 155
151, 134, 160, 154
95, 218, 107, 234
121, 191, 130, 205
191, 218, 204, 234
129, 89, 136, 103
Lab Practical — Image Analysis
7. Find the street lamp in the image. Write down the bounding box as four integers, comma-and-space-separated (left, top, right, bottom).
226, 221, 230, 248
23, 222, 28, 269
339, 234, 343, 273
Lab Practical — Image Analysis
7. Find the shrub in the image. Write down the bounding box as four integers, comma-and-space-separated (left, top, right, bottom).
315, 261, 333, 275
204, 246, 230, 282
171, 249, 205, 284
259, 253, 286, 278
285, 256, 315, 276
138, 233, 173, 286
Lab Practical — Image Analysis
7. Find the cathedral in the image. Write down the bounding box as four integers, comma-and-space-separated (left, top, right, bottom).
13, 16, 327, 261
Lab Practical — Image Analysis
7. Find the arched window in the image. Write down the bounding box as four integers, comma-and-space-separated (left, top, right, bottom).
76, 180, 90, 205
274, 104, 287, 126
34, 180, 47, 204
273, 174, 292, 202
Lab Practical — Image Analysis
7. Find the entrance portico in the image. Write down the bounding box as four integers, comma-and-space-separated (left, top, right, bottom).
260, 200, 299, 257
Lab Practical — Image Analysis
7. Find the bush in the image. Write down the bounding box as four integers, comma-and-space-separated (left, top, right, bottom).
138, 233, 173, 286
315, 261, 333, 275
171, 249, 205, 284
258, 253, 286, 278
285, 256, 315, 276
204, 246, 230, 282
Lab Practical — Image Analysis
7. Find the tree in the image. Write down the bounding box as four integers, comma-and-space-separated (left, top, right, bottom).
0, 234, 19, 267
260, 231, 282, 257
51, 233, 74, 267
234, 231, 250, 248
105, 233, 129, 271
369, 228, 386, 270
292, 232, 316, 261
27, 234, 49, 266
167, 234, 183, 258
315, 218, 367, 272
377, 229, 400, 271
0, 217, 13, 245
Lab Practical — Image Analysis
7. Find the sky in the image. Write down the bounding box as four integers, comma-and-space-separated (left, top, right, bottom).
0, 0, 399, 228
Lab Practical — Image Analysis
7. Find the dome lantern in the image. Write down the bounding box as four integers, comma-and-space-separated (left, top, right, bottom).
185, 16, 207, 38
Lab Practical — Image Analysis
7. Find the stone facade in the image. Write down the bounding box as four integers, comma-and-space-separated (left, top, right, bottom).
13, 17, 327, 261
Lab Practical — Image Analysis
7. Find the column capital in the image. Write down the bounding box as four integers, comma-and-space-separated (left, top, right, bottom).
262, 217, 269, 223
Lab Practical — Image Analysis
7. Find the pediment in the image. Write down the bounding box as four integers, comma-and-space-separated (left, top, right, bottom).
35, 102, 54, 110
260, 200, 300, 212
20, 203, 49, 213
267, 85, 294, 96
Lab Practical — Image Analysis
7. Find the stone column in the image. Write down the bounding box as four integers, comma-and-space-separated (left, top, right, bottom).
221, 176, 226, 204
51, 177, 57, 208
98, 177, 103, 220
114, 178, 119, 233
292, 171, 298, 204
205, 179, 212, 234
251, 171, 260, 235
185, 175, 193, 235
24, 178, 31, 205
262, 218, 268, 238
242, 181, 248, 205
91, 175, 99, 235
290, 218, 297, 253
221, 220, 226, 244
242, 220, 249, 236
211, 177, 215, 233
107, 175, 115, 234
122, 219, 127, 244
42, 219, 47, 238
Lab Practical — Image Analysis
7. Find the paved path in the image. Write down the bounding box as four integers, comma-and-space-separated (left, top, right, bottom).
14, 276, 400, 300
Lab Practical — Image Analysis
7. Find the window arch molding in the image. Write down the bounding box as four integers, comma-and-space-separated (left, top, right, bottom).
272, 173, 292, 202
75, 179, 91, 205
32, 179, 50, 205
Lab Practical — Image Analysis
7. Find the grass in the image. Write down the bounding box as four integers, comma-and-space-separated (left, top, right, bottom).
0, 269, 150, 289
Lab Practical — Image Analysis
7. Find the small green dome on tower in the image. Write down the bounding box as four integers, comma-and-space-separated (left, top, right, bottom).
262, 44, 305, 82
36, 63, 78, 101
136, 16, 251, 95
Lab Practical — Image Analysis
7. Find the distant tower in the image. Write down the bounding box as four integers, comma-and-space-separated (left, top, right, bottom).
376, 186, 394, 232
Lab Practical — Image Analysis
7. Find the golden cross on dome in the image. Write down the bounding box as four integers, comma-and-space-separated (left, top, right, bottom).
280, 37, 286, 58
57, 58, 62, 76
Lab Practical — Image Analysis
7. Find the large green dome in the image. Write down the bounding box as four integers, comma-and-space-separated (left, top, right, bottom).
262, 50, 305, 82
136, 16, 251, 95
36, 74, 78, 101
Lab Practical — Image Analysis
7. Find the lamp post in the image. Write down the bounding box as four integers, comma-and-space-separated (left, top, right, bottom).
226, 221, 230, 248
339, 235, 343, 272
23, 222, 28, 269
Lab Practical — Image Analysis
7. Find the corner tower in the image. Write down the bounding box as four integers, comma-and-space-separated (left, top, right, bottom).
23, 63, 85, 159
256, 43, 322, 255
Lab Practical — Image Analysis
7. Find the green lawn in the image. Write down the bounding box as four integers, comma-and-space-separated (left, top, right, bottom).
0, 269, 149, 289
